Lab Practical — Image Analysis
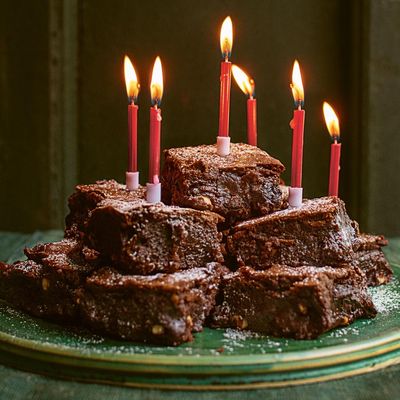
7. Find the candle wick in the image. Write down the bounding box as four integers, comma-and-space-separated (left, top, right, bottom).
297, 104, 302, 111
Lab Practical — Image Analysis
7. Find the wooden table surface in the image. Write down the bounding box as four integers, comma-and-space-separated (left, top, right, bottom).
1, 231, 399, 400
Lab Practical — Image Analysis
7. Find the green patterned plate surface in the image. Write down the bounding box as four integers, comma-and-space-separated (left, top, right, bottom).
0, 233, 400, 390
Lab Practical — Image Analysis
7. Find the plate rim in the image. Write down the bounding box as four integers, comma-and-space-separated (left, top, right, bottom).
1, 323, 400, 368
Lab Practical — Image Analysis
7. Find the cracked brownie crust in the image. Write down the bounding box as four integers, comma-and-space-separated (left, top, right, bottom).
161, 143, 288, 225
228, 197, 358, 269
212, 265, 376, 339
86, 200, 225, 275
78, 263, 227, 345
65, 180, 146, 238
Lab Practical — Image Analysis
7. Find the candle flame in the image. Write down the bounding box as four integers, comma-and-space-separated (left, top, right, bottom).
150, 56, 163, 107
124, 55, 140, 101
323, 102, 340, 139
291, 60, 304, 106
232, 65, 255, 97
220, 16, 233, 59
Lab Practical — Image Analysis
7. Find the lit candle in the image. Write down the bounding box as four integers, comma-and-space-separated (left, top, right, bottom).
124, 55, 140, 190
217, 16, 233, 156
288, 60, 305, 207
232, 65, 257, 146
147, 56, 163, 203
323, 102, 341, 197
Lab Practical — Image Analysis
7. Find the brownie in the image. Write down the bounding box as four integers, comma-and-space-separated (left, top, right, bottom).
65, 180, 146, 238
77, 263, 227, 345
24, 239, 97, 283
212, 265, 376, 339
1, 240, 227, 345
0, 239, 93, 321
86, 200, 225, 274
161, 143, 288, 225
352, 234, 392, 286
228, 197, 358, 269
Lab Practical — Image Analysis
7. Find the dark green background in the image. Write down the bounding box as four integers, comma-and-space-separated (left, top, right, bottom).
0, 0, 399, 235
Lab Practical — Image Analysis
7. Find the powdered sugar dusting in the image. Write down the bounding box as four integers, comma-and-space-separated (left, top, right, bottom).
328, 325, 362, 339
223, 328, 260, 341
235, 196, 342, 229
369, 277, 400, 314
220, 328, 289, 353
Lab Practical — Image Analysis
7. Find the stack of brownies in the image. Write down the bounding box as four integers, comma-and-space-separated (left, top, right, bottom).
0, 143, 392, 344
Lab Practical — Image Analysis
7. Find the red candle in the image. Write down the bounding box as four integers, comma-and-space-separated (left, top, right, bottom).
128, 104, 138, 172
289, 60, 305, 189
219, 61, 232, 137
290, 109, 305, 187
247, 98, 257, 146
323, 102, 341, 197
149, 56, 163, 185
329, 142, 341, 196
232, 65, 257, 146
124, 56, 140, 190
218, 16, 233, 139
124, 56, 140, 172
149, 106, 162, 183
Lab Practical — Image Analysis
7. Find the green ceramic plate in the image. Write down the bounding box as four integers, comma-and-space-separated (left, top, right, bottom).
0, 234, 400, 390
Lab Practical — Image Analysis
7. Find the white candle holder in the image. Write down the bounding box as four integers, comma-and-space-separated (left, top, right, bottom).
125, 171, 139, 190
288, 187, 303, 208
146, 182, 161, 203
216, 136, 231, 156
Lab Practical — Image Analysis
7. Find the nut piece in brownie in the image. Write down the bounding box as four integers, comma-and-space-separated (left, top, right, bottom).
353, 234, 392, 286
65, 180, 146, 238
228, 197, 358, 269
77, 263, 227, 345
212, 265, 376, 339
86, 200, 225, 274
161, 143, 287, 225
0, 239, 94, 321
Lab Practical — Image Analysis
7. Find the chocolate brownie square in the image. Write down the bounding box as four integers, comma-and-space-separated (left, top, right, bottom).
0, 239, 93, 321
1, 239, 227, 345
77, 263, 227, 345
24, 239, 97, 284
353, 234, 392, 286
212, 265, 376, 339
0, 260, 78, 320
65, 180, 146, 238
86, 200, 225, 274
161, 143, 287, 225
228, 197, 357, 269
